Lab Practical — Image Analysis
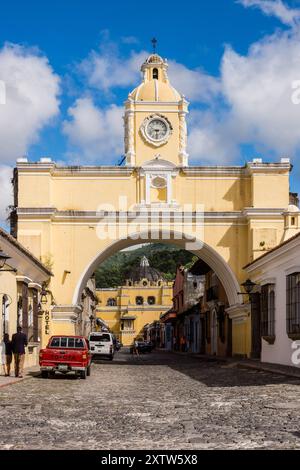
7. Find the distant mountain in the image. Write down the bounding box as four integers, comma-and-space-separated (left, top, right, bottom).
94, 243, 196, 288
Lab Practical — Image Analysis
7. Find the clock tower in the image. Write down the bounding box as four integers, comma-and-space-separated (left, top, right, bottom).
124, 53, 189, 168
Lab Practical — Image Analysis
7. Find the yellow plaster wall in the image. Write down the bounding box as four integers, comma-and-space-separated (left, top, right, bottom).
232, 318, 251, 357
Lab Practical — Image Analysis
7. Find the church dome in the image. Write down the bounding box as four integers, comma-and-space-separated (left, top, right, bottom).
129, 54, 182, 103
126, 256, 165, 283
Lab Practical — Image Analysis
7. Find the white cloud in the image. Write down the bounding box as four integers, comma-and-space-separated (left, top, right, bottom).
80, 48, 147, 93
0, 43, 60, 225
0, 43, 60, 164
63, 97, 123, 163
0, 166, 13, 227
169, 61, 221, 103
188, 111, 239, 164
79, 42, 220, 103
185, 26, 300, 162
220, 30, 300, 154
238, 0, 300, 27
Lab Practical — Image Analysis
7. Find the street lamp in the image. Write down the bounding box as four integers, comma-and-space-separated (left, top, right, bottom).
240, 279, 257, 295
0, 250, 17, 272
40, 282, 55, 305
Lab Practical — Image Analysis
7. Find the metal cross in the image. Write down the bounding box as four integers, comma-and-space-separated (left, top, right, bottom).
151, 38, 157, 53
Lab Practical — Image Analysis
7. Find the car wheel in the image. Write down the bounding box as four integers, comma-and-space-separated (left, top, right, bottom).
41, 370, 48, 379
87, 365, 91, 376
109, 355, 114, 361
81, 369, 87, 379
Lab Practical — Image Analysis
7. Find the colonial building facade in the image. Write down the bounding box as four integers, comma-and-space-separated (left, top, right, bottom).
96, 256, 172, 346
11, 52, 297, 357
245, 229, 300, 366
0, 228, 51, 367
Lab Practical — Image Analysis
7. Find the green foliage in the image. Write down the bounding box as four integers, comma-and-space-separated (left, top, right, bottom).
94, 243, 194, 288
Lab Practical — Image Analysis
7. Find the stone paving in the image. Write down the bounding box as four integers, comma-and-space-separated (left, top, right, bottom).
0, 350, 300, 450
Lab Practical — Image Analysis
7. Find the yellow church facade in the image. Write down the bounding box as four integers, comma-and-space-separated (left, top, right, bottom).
12, 52, 299, 358
96, 256, 173, 346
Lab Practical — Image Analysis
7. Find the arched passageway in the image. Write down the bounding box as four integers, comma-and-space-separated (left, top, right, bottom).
72, 231, 242, 308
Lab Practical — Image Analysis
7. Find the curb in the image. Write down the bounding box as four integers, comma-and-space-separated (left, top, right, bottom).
236, 362, 300, 380
0, 370, 39, 389
169, 350, 300, 379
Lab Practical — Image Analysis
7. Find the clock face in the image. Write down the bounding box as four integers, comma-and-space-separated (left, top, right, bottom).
146, 118, 168, 141
140, 114, 172, 147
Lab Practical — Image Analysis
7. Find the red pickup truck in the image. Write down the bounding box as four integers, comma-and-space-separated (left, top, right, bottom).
39, 336, 91, 379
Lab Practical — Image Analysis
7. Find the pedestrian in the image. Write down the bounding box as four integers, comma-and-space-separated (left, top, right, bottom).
183, 336, 187, 352
180, 335, 187, 352
3, 334, 13, 376
11, 326, 28, 378
133, 338, 140, 357
0, 336, 6, 376
172, 336, 177, 351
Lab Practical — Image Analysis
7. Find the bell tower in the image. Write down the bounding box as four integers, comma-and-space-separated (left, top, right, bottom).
124, 51, 189, 167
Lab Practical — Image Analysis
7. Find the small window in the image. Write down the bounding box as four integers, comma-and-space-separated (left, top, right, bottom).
286, 273, 300, 338
74, 338, 84, 348
50, 337, 60, 347
148, 296, 155, 305
89, 333, 110, 342
291, 217, 296, 226
153, 68, 158, 79
107, 298, 117, 306
143, 280, 148, 287
136, 296, 144, 305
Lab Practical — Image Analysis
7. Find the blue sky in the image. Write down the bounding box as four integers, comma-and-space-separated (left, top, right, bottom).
1, 0, 300, 220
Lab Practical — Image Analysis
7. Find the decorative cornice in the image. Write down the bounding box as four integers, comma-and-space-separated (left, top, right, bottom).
226, 303, 250, 322
51, 304, 82, 323
16, 208, 285, 223
16, 163, 134, 176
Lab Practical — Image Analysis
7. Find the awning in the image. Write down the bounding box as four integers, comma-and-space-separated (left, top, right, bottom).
121, 315, 137, 321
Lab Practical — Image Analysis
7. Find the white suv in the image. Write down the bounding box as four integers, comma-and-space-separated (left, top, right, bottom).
88, 332, 114, 361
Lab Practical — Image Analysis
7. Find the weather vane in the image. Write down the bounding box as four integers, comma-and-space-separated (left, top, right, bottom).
151, 37, 157, 54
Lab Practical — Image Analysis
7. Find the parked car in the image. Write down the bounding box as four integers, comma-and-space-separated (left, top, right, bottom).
39, 335, 91, 379
130, 339, 153, 354
88, 331, 115, 360
145, 340, 154, 352
115, 339, 123, 351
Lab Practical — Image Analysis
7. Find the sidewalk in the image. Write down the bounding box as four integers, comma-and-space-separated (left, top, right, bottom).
0, 366, 40, 389
169, 349, 300, 379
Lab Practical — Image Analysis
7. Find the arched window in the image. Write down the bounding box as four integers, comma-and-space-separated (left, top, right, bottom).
2, 295, 10, 334
107, 298, 117, 306
148, 296, 155, 305
136, 296, 144, 305
153, 68, 158, 79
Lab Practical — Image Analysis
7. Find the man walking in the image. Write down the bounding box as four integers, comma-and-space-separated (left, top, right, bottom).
12, 326, 28, 378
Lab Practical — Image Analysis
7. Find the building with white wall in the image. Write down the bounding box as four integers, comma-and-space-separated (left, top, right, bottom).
245, 225, 300, 367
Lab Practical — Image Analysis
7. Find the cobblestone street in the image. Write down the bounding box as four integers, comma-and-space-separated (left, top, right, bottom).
1, 350, 300, 450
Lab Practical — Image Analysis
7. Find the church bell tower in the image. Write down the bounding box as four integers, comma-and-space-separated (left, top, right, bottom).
124, 51, 189, 168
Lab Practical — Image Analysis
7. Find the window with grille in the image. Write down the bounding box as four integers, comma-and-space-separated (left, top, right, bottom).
148, 296, 155, 305
136, 296, 144, 305
286, 273, 300, 339
107, 298, 117, 306
261, 284, 275, 342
